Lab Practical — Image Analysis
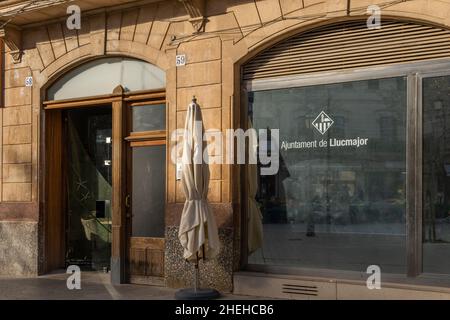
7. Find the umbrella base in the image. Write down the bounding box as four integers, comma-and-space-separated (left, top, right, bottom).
175, 288, 220, 300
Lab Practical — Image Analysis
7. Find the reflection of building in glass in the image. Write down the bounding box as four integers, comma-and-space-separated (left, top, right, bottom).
249, 78, 407, 272
423, 77, 450, 249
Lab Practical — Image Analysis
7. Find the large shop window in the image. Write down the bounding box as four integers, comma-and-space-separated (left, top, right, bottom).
248, 77, 407, 273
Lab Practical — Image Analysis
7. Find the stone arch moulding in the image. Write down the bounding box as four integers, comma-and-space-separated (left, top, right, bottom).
33, 41, 171, 95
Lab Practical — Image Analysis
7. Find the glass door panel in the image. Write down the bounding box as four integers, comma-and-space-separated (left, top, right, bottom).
131, 145, 166, 237
65, 107, 112, 271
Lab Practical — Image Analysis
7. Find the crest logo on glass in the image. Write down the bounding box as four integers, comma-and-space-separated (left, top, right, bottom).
312, 111, 334, 135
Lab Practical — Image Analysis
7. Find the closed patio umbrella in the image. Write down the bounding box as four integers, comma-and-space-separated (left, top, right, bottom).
175, 97, 220, 300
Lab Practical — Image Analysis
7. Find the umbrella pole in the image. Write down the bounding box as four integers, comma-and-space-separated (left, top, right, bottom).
194, 252, 199, 292
175, 248, 220, 300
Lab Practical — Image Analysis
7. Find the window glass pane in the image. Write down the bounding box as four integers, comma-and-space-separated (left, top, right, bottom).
423, 75, 450, 274
132, 104, 165, 132
132, 145, 166, 237
66, 107, 112, 271
48, 57, 165, 101
248, 77, 407, 273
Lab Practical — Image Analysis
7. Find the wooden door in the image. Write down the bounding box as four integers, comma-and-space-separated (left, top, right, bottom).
126, 98, 167, 285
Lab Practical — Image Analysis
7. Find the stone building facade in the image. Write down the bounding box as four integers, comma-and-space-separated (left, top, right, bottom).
1, 0, 450, 299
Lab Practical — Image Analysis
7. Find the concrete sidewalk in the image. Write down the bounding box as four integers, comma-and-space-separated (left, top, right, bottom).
0, 272, 256, 300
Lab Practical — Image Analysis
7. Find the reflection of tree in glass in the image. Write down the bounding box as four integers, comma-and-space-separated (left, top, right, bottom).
423, 77, 450, 243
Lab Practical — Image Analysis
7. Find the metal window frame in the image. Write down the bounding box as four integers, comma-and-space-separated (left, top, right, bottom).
245, 59, 450, 91
242, 58, 450, 279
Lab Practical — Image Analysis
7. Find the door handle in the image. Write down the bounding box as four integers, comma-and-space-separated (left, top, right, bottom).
125, 194, 131, 209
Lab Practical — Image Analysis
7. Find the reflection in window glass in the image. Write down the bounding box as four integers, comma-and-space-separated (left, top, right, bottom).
248, 77, 407, 273
66, 107, 112, 271
423, 76, 450, 274
132, 104, 166, 132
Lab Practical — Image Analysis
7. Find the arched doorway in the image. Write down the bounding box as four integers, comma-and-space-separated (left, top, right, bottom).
43, 57, 167, 285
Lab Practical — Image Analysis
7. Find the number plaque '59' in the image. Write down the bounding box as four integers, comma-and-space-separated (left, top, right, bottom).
176, 55, 186, 67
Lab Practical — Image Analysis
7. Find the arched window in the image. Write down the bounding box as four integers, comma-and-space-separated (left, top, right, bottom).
47, 57, 165, 101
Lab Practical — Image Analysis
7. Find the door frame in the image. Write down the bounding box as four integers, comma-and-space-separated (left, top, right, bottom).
42, 86, 166, 284
124, 94, 167, 285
